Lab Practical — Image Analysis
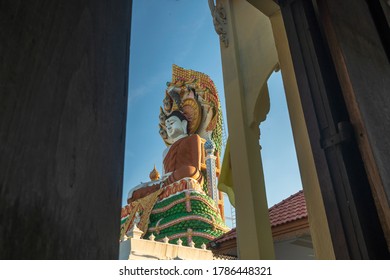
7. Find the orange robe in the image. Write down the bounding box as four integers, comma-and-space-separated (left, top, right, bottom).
127, 134, 202, 203
163, 134, 202, 185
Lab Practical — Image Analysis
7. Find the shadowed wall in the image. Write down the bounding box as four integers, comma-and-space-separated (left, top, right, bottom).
0, 0, 132, 259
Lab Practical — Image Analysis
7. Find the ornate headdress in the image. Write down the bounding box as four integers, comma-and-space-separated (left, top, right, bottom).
159, 65, 223, 153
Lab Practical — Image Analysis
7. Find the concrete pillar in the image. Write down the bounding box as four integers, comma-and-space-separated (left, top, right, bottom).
216, 0, 276, 259
205, 139, 219, 206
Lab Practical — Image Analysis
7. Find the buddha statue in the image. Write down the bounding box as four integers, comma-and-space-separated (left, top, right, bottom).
159, 107, 167, 125
121, 65, 228, 248
163, 94, 172, 113
127, 110, 202, 203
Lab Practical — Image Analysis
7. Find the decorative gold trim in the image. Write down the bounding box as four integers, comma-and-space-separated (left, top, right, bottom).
157, 231, 217, 243
148, 214, 229, 233
158, 178, 205, 201
182, 98, 202, 134
152, 192, 219, 214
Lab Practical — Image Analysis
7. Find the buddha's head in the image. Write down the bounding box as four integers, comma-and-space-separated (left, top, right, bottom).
165, 111, 188, 141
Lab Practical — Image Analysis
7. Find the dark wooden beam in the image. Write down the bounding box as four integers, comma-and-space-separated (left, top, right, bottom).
0, 0, 132, 259
279, 0, 388, 259
317, 0, 390, 254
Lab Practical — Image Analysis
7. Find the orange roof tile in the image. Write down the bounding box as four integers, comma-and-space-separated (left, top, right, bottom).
211, 190, 307, 244
269, 190, 307, 227
210, 228, 237, 244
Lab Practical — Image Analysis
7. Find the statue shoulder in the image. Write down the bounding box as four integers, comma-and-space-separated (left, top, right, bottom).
187, 134, 201, 143
173, 134, 201, 146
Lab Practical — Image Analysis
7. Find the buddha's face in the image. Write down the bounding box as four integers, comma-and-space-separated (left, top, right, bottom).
165, 116, 186, 140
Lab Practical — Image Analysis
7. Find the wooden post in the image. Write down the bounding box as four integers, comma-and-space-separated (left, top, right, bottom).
279, 0, 389, 259
318, 0, 390, 253
0, 0, 132, 259
269, 9, 335, 259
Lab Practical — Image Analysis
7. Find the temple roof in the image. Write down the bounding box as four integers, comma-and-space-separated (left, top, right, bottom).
211, 190, 307, 245
269, 190, 307, 227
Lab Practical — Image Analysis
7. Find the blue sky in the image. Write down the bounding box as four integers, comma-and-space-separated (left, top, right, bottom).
123, 0, 302, 225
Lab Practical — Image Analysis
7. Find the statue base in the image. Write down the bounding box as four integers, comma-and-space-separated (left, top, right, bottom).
119, 226, 213, 260
121, 178, 229, 249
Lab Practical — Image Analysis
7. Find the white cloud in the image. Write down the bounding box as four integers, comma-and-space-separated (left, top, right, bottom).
128, 70, 170, 105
